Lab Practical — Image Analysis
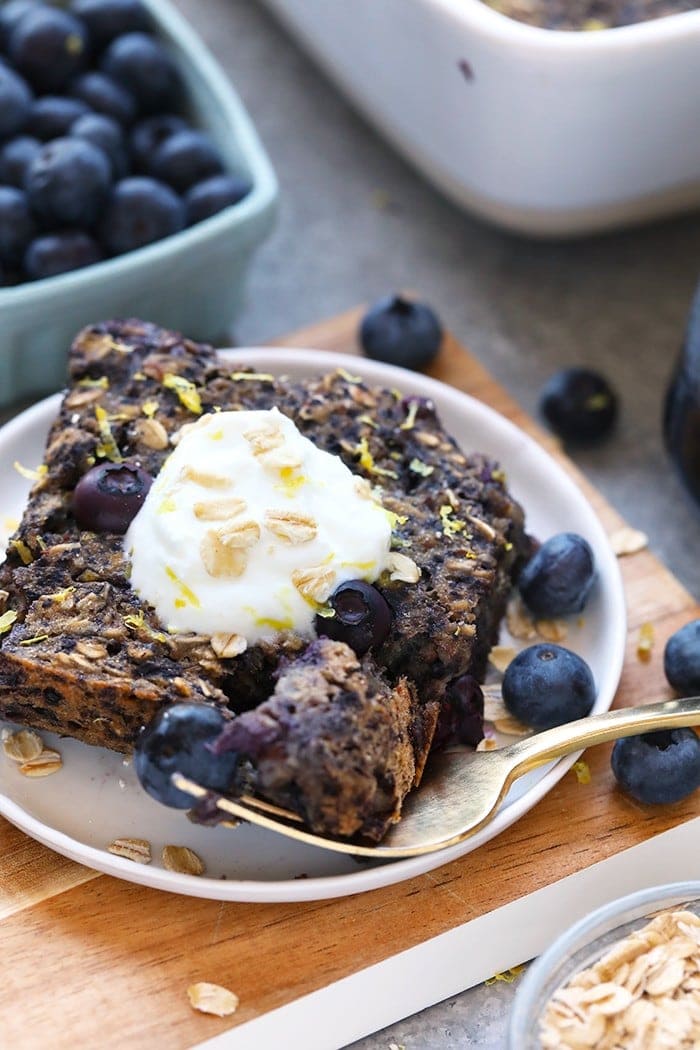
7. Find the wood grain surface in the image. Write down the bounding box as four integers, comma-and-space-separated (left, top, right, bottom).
1, 307, 698, 1049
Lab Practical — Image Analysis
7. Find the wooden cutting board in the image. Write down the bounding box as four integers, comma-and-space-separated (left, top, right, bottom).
2, 306, 699, 1049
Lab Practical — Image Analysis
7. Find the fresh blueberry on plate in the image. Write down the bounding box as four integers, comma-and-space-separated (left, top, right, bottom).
0, 135, 41, 187
360, 294, 443, 370
26, 137, 112, 228
71, 112, 128, 179
503, 643, 596, 729
518, 532, 596, 618
9, 6, 89, 93
150, 129, 225, 193
134, 702, 239, 809
0, 185, 35, 266
314, 579, 392, 656
664, 620, 700, 694
540, 367, 618, 445
184, 173, 251, 224
25, 94, 90, 141
0, 63, 32, 139
70, 0, 151, 52
611, 729, 700, 804
69, 70, 137, 126
100, 31, 182, 114
24, 230, 102, 280
129, 113, 187, 172
72, 460, 152, 532
99, 175, 185, 254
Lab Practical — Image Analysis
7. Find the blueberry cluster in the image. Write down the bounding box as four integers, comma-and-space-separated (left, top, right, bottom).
0, 0, 251, 285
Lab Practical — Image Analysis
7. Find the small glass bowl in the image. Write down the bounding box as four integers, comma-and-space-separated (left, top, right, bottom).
508, 881, 700, 1049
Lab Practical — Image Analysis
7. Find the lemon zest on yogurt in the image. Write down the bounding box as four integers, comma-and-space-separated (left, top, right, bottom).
165, 565, 200, 608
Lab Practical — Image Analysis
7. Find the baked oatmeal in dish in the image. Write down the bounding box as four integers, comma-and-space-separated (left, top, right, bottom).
0, 319, 530, 841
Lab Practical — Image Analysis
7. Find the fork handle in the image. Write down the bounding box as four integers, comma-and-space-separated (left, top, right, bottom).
504, 696, 700, 775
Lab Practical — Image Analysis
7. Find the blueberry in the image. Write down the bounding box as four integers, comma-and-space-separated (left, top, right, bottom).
185, 173, 251, 225
69, 0, 151, 51
502, 644, 596, 729
100, 32, 182, 114
150, 129, 224, 194
72, 461, 152, 532
24, 230, 102, 280
26, 137, 112, 228
71, 113, 128, 178
518, 532, 596, 618
314, 580, 392, 656
0, 0, 39, 52
100, 176, 185, 254
9, 7, 89, 93
360, 294, 443, 370
0, 186, 35, 266
432, 674, 484, 751
0, 135, 40, 187
0, 63, 32, 139
134, 702, 238, 809
68, 71, 137, 126
664, 620, 700, 694
611, 729, 700, 805
25, 95, 90, 142
129, 113, 187, 172
540, 368, 618, 445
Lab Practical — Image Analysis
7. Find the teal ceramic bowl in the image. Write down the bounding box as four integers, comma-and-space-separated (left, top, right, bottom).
0, 0, 278, 408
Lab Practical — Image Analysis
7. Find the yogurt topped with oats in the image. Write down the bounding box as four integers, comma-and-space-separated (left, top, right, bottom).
124, 408, 392, 649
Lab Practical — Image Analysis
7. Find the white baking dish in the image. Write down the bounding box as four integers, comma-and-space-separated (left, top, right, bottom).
263, 0, 700, 236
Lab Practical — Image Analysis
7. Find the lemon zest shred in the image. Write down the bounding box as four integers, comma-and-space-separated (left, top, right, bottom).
165, 565, 200, 608
141, 399, 159, 418
573, 760, 591, 785
45, 587, 75, 603
336, 367, 362, 384
439, 504, 466, 537
230, 371, 275, 383
409, 457, 434, 477
94, 405, 122, 462
399, 400, 419, 431
19, 633, 49, 647
383, 509, 408, 530
124, 611, 145, 630
485, 965, 525, 986
10, 539, 33, 565
254, 615, 295, 631
637, 621, 655, 662
77, 376, 109, 389
355, 437, 399, 479
13, 461, 48, 482
162, 373, 202, 415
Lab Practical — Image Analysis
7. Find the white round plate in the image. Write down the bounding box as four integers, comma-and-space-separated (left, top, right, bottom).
0, 348, 626, 902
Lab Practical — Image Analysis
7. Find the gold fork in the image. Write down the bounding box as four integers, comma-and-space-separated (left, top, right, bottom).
174, 696, 700, 859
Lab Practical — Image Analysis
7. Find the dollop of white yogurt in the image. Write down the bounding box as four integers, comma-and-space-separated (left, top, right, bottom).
125, 408, 392, 646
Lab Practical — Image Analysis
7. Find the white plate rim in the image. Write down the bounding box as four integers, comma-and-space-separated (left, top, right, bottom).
0, 347, 627, 902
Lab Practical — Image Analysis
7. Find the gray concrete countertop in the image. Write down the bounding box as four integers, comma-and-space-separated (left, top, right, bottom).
170, 4, 700, 1046
168, 4, 700, 1045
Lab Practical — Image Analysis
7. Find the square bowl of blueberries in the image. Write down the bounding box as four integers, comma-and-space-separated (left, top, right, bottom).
0, 0, 278, 407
